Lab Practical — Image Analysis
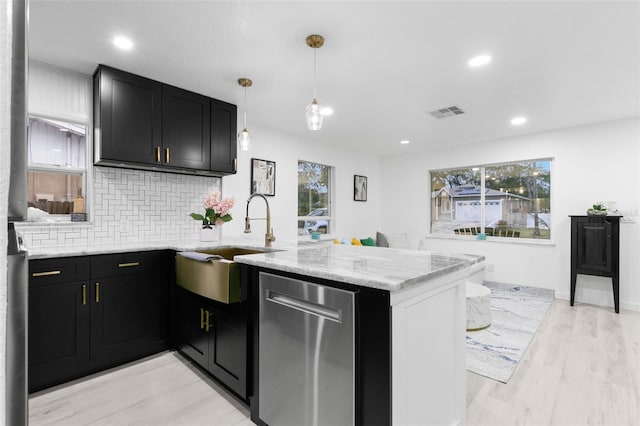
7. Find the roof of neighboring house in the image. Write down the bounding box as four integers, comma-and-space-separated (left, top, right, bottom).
432, 185, 530, 201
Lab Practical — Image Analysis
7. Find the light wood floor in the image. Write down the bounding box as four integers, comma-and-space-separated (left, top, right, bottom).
29, 352, 253, 426
467, 300, 640, 426
29, 300, 640, 426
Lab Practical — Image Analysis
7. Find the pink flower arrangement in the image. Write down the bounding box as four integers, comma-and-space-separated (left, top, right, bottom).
190, 190, 235, 228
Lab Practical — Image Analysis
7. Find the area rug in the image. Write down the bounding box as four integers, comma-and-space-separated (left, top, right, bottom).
466, 281, 554, 383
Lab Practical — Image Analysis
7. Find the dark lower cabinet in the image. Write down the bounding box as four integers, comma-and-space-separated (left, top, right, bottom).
28, 251, 170, 393
176, 286, 247, 399
570, 215, 621, 313
90, 251, 169, 369
28, 257, 91, 392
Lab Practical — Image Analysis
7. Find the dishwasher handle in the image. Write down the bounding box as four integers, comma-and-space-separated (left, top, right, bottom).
266, 290, 342, 323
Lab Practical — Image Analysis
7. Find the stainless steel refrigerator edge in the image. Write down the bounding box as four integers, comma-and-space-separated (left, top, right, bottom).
7, 0, 28, 223
4, 0, 29, 425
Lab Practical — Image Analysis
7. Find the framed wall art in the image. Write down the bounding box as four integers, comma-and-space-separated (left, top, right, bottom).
354, 175, 367, 201
251, 158, 276, 196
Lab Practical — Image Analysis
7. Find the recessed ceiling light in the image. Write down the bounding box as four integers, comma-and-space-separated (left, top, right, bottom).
510, 116, 527, 126
113, 36, 134, 50
320, 107, 333, 116
468, 55, 491, 67
400, 140, 410, 145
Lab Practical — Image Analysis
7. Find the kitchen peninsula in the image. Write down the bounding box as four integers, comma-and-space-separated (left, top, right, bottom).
236, 244, 485, 426
26, 238, 483, 426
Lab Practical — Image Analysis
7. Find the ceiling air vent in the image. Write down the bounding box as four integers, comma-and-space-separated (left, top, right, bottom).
429, 106, 465, 119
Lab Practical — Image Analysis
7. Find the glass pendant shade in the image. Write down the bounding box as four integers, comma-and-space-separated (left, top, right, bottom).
238, 127, 251, 151
237, 78, 253, 151
305, 98, 323, 130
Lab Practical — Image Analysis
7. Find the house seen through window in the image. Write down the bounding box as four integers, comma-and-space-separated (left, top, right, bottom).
298, 160, 332, 236
431, 159, 551, 240
27, 115, 87, 219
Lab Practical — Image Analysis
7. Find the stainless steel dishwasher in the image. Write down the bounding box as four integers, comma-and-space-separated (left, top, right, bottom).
258, 272, 355, 426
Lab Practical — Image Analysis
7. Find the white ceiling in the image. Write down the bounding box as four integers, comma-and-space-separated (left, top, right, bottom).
29, 1, 640, 156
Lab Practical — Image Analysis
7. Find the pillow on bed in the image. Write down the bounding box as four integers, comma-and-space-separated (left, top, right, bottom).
351, 238, 363, 246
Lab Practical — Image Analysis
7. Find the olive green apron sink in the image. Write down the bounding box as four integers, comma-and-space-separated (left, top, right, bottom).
175, 248, 265, 303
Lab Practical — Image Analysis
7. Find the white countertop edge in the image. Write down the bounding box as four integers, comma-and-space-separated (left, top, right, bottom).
234, 256, 479, 292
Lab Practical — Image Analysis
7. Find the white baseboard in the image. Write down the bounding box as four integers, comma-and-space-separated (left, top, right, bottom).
555, 291, 640, 313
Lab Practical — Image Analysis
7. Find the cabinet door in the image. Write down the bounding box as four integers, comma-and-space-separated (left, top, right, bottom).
209, 301, 247, 398
162, 86, 211, 170
210, 98, 237, 174
90, 270, 165, 369
576, 219, 612, 273
177, 287, 211, 367
29, 281, 91, 392
95, 65, 162, 165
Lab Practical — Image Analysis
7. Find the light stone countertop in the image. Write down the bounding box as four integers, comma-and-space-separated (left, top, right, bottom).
233, 244, 485, 292
26, 237, 483, 293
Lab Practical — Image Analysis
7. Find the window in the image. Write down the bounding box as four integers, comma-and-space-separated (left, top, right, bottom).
27, 115, 88, 219
298, 160, 332, 236
430, 159, 551, 240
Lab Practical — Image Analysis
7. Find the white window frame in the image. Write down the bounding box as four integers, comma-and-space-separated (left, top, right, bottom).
27, 61, 93, 224
297, 160, 334, 240
429, 158, 553, 243
27, 113, 91, 223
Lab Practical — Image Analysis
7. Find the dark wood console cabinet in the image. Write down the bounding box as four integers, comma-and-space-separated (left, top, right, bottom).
570, 215, 621, 313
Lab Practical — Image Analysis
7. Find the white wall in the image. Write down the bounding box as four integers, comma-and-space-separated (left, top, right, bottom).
380, 118, 640, 311
222, 124, 382, 244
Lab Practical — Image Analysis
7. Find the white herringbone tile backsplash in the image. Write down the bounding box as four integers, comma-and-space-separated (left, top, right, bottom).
19, 167, 221, 248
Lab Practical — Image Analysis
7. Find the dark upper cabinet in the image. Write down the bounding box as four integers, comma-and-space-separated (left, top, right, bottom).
210, 98, 238, 174
94, 65, 236, 176
94, 65, 162, 166
162, 85, 211, 170
570, 215, 621, 313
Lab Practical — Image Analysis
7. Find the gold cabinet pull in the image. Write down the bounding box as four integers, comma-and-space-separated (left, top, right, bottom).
118, 262, 140, 268
233, 158, 237, 173
155, 146, 161, 162
95, 282, 100, 303
200, 308, 205, 330
165, 147, 170, 163
32, 270, 61, 277
82, 284, 87, 305
204, 310, 212, 332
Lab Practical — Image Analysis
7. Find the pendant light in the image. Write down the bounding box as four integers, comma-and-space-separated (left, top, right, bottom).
237, 78, 252, 151
305, 34, 325, 130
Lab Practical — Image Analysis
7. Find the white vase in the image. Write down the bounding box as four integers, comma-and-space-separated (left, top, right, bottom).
200, 225, 219, 242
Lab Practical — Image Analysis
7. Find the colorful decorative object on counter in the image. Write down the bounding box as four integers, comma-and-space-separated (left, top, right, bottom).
190, 190, 235, 241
